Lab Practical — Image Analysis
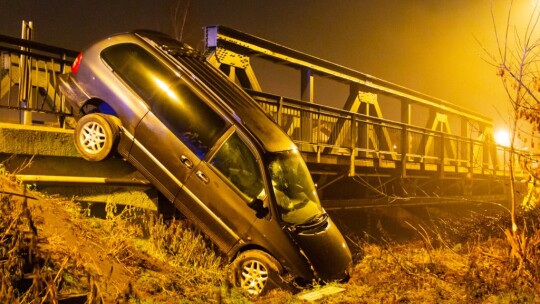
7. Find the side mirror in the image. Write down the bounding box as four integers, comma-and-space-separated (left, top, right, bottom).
250, 198, 269, 219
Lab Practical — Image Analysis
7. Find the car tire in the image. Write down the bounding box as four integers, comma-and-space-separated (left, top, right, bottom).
74, 113, 119, 161
230, 250, 283, 296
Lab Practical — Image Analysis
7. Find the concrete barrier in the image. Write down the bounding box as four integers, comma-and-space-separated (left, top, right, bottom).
0, 122, 158, 211
0, 123, 77, 157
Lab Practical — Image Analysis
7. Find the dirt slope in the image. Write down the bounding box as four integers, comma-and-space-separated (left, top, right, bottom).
0, 174, 228, 303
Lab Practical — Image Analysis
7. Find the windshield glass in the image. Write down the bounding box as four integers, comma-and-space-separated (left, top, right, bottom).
267, 150, 323, 225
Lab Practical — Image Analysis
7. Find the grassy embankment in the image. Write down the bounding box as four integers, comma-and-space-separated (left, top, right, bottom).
1, 173, 539, 303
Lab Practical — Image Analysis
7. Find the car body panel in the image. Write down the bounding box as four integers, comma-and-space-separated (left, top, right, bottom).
57, 74, 90, 113
130, 111, 197, 201
288, 217, 352, 281
180, 159, 255, 252
70, 34, 155, 139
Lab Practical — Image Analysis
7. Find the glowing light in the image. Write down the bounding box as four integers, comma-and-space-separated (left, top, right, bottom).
152, 76, 178, 101
494, 129, 511, 147
71, 53, 83, 74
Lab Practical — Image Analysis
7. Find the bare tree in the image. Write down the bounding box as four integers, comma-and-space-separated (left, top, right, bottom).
485, 0, 540, 274
172, 0, 191, 41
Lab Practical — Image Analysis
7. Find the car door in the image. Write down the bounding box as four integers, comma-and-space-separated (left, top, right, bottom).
177, 129, 269, 253
103, 42, 229, 202
132, 75, 229, 204
130, 111, 201, 202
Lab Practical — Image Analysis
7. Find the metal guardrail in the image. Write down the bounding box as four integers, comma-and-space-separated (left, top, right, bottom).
249, 90, 525, 178
0, 32, 78, 125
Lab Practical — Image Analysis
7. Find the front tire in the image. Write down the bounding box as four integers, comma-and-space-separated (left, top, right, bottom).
230, 250, 283, 296
74, 113, 119, 161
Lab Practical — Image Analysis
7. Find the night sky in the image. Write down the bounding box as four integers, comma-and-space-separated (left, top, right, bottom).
0, 0, 534, 128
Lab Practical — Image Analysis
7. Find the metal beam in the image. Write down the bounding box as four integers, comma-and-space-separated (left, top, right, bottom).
205, 25, 492, 126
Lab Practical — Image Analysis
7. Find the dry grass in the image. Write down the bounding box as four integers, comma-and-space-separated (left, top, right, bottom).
1, 172, 540, 303
0, 174, 229, 303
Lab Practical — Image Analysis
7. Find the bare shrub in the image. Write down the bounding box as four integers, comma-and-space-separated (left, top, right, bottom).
0, 189, 104, 303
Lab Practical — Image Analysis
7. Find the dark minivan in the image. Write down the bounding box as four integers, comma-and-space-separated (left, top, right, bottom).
58, 30, 351, 295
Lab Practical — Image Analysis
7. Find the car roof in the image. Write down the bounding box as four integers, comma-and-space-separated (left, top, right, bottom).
134, 30, 297, 153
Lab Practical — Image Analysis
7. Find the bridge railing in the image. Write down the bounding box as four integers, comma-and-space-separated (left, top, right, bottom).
0, 30, 528, 178
250, 90, 525, 177
0, 33, 78, 125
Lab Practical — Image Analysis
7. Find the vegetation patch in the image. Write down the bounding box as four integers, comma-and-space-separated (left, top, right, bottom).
1, 172, 540, 303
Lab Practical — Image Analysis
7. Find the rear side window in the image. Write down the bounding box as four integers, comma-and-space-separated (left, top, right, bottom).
101, 43, 227, 159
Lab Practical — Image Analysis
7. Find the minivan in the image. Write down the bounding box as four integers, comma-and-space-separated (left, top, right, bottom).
58, 30, 352, 295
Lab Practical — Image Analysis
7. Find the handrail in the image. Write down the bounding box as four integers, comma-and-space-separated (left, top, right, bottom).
0, 33, 77, 124
0, 45, 74, 65
249, 89, 479, 140
248, 89, 524, 177
0, 34, 78, 59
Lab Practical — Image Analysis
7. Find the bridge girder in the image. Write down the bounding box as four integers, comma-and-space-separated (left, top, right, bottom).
204, 25, 504, 180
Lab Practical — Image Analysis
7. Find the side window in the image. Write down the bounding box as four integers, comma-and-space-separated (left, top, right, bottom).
210, 132, 265, 201
101, 43, 168, 102
101, 43, 227, 159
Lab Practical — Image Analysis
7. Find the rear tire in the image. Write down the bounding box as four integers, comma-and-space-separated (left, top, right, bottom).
74, 113, 119, 161
230, 250, 283, 296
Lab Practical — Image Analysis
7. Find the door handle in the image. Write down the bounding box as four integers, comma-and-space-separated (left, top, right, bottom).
180, 155, 193, 169
196, 171, 209, 184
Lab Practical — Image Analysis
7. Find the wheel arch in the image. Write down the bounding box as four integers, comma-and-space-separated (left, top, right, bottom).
80, 98, 118, 117
229, 244, 284, 273
229, 245, 294, 295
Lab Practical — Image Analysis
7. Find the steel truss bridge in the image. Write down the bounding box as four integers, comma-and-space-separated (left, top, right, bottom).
0, 24, 527, 207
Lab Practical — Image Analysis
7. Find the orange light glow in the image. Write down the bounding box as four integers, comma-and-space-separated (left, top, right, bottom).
494, 129, 511, 147
153, 76, 178, 101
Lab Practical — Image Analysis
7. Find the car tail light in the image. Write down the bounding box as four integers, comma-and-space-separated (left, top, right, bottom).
71, 53, 83, 74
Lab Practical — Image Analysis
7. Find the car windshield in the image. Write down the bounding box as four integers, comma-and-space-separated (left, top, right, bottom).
267, 150, 323, 225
